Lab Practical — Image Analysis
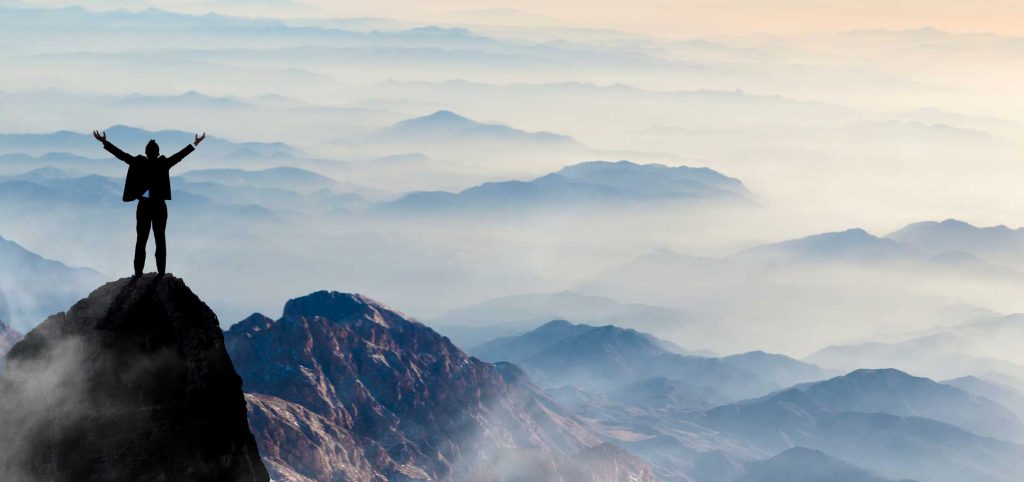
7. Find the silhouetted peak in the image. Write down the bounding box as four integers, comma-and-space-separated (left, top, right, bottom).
423, 109, 470, 121
538, 319, 576, 329
393, 110, 475, 129
842, 367, 917, 382
939, 218, 973, 228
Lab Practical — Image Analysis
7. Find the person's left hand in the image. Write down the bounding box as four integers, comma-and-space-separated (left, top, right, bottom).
194, 132, 206, 146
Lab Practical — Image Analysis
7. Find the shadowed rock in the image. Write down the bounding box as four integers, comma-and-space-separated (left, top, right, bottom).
0, 274, 269, 482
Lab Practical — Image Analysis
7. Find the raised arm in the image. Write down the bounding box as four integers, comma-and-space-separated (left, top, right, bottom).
167, 132, 205, 168
93, 130, 135, 164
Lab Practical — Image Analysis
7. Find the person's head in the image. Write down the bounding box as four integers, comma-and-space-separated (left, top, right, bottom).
145, 140, 159, 159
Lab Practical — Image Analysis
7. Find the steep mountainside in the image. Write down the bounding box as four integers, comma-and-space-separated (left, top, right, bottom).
225, 291, 656, 481
0, 275, 268, 481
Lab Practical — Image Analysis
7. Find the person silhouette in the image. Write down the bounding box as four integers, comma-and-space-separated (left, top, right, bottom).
93, 130, 206, 277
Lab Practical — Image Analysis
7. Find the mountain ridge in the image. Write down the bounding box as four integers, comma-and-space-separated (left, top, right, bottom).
224, 290, 656, 481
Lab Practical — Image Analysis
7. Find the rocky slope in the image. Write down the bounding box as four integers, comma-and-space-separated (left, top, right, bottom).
225, 291, 656, 481
0, 275, 269, 481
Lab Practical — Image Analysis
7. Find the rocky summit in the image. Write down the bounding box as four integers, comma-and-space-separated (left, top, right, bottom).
226, 291, 657, 482
0, 274, 269, 482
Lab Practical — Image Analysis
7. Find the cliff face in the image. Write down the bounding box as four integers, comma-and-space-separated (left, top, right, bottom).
0, 275, 269, 482
226, 291, 651, 482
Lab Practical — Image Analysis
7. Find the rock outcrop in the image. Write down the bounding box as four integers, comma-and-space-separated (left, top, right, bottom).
0, 275, 269, 482
226, 291, 655, 481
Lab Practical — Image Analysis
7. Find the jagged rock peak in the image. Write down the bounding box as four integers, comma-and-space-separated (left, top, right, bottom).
0, 274, 269, 482
281, 290, 409, 327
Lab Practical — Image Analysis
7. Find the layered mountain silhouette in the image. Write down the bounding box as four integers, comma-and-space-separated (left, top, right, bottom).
580, 224, 1024, 355
0, 125, 299, 159
703, 382, 1024, 481
806, 314, 1024, 380
375, 110, 582, 147
721, 351, 837, 388
737, 228, 918, 263
177, 166, 345, 194
434, 291, 712, 351
793, 369, 1024, 443
224, 292, 655, 481
887, 218, 1024, 267
383, 160, 750, 213
472, 320, 787, 400
0, 275, 268, 481
945, 375, 1024, 420
0, 234, 106, 331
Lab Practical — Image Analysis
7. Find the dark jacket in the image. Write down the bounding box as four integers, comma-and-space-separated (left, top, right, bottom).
103, 141, 194, 202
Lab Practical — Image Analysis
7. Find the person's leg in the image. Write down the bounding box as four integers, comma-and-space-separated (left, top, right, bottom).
134, 201, 152, 276
153, 201, 168, 275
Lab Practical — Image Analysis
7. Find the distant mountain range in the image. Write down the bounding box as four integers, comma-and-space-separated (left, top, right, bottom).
432, 290, 715, 351
738, 228, 917, 263
383, 160, 751, 214
0, 234, 106, 331
0, 125, 300, 160
944, 375, 1024, 421
373, 110, 582, 147
794, 369, 1024, 443
887, 218, 1024, 267
805, 314, 1024, 381
224, 292, 655, 481
471, 320, 828, 400
703, 374, 1024, 482
579, 220, 1024, 355
177, 167, 342, 193
522, 334, 1020, 481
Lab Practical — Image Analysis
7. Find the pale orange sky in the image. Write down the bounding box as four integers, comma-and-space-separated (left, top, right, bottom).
20, 0, 1024, 37
301, 0, 1024, 37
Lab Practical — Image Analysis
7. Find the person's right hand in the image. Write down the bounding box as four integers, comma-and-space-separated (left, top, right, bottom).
93, 130, 107, 143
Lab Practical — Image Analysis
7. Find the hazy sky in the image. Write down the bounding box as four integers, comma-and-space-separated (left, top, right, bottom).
16, 0, 1024, 36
